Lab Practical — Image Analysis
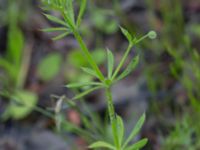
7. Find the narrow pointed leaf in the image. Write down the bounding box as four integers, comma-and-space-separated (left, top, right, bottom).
66, 0, 75, 24
41, 27, 67, 32
107, 49, 114, 79
44, 14, 68, 27
116, 55, 139, 81
77, 0, 87, 27
72, 86, 102, 100
111, 117, 120, 148
117, 115, 124, 146
81, 67, 100, 79
120, 26, 133, 43
89, 141, 115, 150
52, 32, 70, 40
125, 138, 148, 150
123, 113, 146, 149
66, 82, 102, 88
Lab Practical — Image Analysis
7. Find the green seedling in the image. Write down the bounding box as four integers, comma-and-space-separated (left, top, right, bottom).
41, 0, 156, 149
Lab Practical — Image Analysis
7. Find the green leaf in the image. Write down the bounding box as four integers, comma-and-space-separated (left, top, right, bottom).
66, 82, 102, 88
44, 14, 68, 27
77, 0, 87, 27
111, 117, 120, 148
125, 138, 148, 150
66, 0, 75, 24
41, 27, 67, 32
107, 49, 114, 79
116, 55, 139, 81
37, 53, 62, 81
117, 115, 124, 146
72, 86, 103, 100
7, 26, 24, 67
89, 141, 115, 150
52, 32, 70, 40
120, 26, 133, 43
81, 67, 100, 79
3, 90, 37, 120
122, 113, 146, 149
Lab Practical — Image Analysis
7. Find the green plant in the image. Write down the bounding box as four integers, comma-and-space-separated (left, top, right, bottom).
0, 0, 37, 120
41, 0, 156, 149
142, 1, 200, 149
162, 113, 200, 150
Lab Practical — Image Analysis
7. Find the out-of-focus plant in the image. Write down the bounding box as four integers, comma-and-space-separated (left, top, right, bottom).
0, 0, 37, 120
143, 0, 200, 148
145, 0, 200, 101
41, 0, 156, 149
37, 52, 63, 82
162, 113, 200, 150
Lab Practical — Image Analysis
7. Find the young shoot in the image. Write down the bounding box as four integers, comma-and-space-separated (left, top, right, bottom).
41, 0, 157, 149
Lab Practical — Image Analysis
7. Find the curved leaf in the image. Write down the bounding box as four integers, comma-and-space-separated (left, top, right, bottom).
89, 141, 115, 150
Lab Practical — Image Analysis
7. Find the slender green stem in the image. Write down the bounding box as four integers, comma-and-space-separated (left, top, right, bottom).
112, 43, 132, 80
61, 9, 105, 82
106, 87, 120, 149
135, 34, 149, 44
105, 87, 115, 122
73, 30, 105, 82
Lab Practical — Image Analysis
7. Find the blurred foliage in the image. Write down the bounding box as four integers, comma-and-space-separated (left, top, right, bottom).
143, 0, 200, 148
0, 0, 37, 120
37, 53, 62, 81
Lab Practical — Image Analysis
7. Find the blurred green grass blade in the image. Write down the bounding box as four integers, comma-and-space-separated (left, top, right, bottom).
7, 26, 24, 66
